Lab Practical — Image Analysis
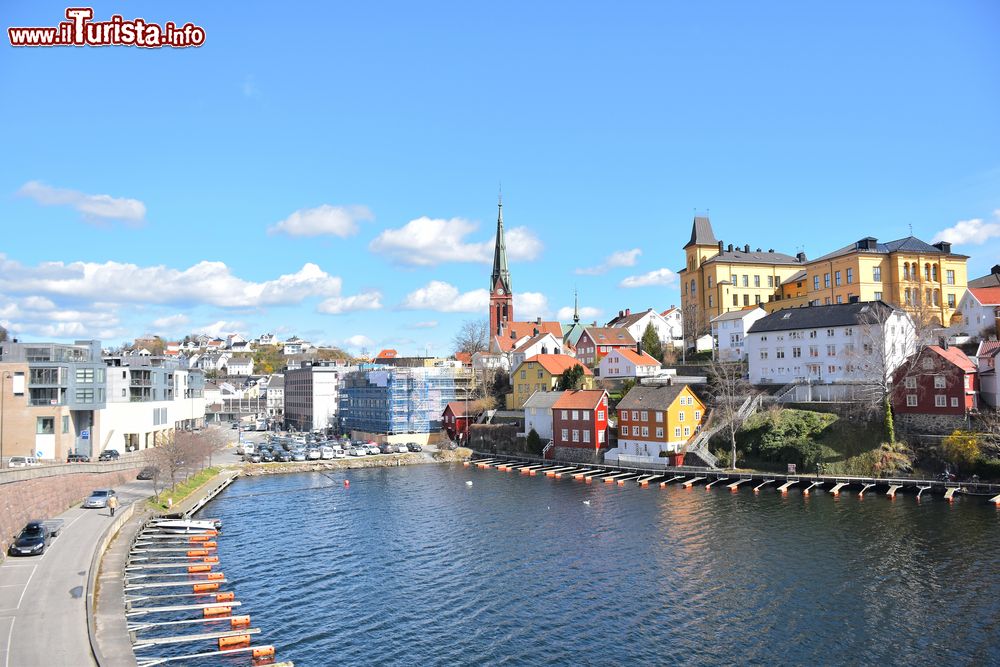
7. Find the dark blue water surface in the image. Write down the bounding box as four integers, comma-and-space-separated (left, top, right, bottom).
199, 465, 1000, 666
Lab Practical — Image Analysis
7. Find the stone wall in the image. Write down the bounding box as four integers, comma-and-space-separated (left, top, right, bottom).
552, 446, 606, 464
0, 466, 144, 559
896, 412, 969, 436
468, 424, 520, 454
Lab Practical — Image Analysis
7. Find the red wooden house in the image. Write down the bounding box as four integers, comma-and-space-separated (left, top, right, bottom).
892, 345, 978, 416
442, 401, 478, 443
575, 327, 636, 366
551, 390, 609, 453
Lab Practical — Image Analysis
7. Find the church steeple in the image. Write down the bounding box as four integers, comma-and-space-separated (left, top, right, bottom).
491, 195, 511, 294
489, 194, 514, 336
573, 289, 580, 323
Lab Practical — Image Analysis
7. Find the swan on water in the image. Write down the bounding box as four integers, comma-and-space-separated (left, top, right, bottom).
466, 481, 473, 486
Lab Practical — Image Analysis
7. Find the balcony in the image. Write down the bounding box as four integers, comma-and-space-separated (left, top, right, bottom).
28, 397, 65, 407
130, 378, 153, 387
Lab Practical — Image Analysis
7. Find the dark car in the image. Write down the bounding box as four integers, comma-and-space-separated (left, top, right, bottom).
406, 442, 422, 452
274, 450, 292, 463
246, 453, 262, 463
260, 451, 275, 463
136, 466, 158, 480
8, 521, 52, 556
231, 422, 239, 429
98, 449, 120, 461
67, 453, 90, 463
379, 443, 394, 454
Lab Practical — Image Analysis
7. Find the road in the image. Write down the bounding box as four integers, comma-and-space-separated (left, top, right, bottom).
0, 478, 153, 667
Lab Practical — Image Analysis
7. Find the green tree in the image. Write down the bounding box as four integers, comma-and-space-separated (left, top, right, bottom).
253, 345, 284, 375
942, 430, 980, 470
558, 364, 586, 390
526, 428, 543, 456
883, 395, 895, 444
640, 322, 663, 362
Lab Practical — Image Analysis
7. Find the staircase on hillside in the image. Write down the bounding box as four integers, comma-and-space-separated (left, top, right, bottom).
683, 394, 762, 468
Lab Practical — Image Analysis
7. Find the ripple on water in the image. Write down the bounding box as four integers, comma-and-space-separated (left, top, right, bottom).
195, 465, 1000, 666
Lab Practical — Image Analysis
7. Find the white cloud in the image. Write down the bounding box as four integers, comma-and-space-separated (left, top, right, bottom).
369, 217, 542, 266
412, 320, 438, 328
197, 320, 248, 338
575, 248, 642, 275
20, 296, 57, 311
932, 210, 1000, 246
268, 204, 374, 238
400, 281, 489, 312
0, 255, 345, 308
151, 314, 191, 330
556, 305, 601, 321
1, 294, 124, 341
17, 180, 146, 225
514, 292, 551, 320
317, 291, 383, 314
619, 268, 678, 288
343, 334, 375, 349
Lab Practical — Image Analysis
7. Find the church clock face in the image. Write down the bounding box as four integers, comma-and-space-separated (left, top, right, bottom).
496, 288, 505, 295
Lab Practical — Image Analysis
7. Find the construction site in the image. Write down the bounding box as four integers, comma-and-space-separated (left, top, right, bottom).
339, 363, 474, 444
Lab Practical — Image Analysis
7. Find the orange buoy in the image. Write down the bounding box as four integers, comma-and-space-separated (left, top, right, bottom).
201, 542, 218, 548
193, 582, 219, 593
187, 549, 209, 557
207, 572, 225, 580
231, 615, 251, 628
203, 605, 231, 617
218, 634, 251, 649
203, 556, 220, 563
344, 479, 350, 488
216, 592, 235, 602
252, 646, 276, 659
188, 565, 211, 573
190, 535, 211, 542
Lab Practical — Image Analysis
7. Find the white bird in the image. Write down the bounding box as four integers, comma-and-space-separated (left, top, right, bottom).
583, 500, 591, 505
466, 481, 473, 486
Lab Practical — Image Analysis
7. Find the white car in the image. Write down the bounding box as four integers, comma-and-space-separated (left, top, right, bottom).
320, 446, 335, 460
306, 448, 322, 461
332, 448, 347, 459
394, 444, 409, 454
348, 447, 365, 457
365, 444, 380, 455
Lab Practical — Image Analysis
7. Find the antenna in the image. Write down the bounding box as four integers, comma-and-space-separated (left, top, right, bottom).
908, 223, 913, 236
498, 182, 502, 206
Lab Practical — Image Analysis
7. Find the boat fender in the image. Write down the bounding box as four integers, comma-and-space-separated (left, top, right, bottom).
218, 634, 251, 649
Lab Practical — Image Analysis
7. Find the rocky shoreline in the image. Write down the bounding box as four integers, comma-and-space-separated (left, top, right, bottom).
237, 447, 472, 476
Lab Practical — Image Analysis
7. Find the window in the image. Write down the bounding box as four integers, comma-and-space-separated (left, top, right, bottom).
62, 415, 69, 433
708, 276, 714, 288
640, 410, 648, 421
678, 411, 685, 422
760, 351, 768, 360
582, 411, 590, 421
934, 376, 946, 388
654, 411, 663, 422
538, 370, 544, 379
572, 430, 579, 442
684, 426, 691, 436
641, 426, 649, 437
776, 349, 785, 359
621, 425, 629, 436
946, 269, 955, 285
827, 345, 836, 356
733, 294, 739, 307
947, 293, 956, 308
731, 274, 737, 285
809, 346, 819, 358
846, 268, 853, 284
631, 411, 639, 420
674, 427, 682, 438
904, 377, 916, 389
742, 275, 749, 287
36, 417, 54, 434
836, 295, 843, 304
874, 291, 882, 301
583, 430, 590, 443
792, 347, 802, 358
935, 395, 947, 407
835, 271, 842, 286
904, 263, 911, 280
824, 273, 831, 288
694, 410, 701, 421
597, 410, 604, 420
932, 265, 938, 281
75, 388, 95, 403
754, 275, 760, 287
813, 275, 820, 290
655, 427, 664, 438
906, 394, 917, 407
873, 266, 881, 281
520, 370, 526, 379
708, 295, 714, 308
925, 264, 931, 281
809, 330, 817, 338
767, 276, 774, 287
950, 397, 959, 408
75, 368, 95, 383
561, 410, 568, 419
572, 410, 579, 420
743, 294, 749, 306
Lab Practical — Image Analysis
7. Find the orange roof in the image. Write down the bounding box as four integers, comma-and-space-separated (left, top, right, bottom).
581, 327, 636, 345
523, 354, 592, 376
928, 345, 976, 373
454, 351, 472, 365
553, 389, 607, 410
970, 287, 1000, 306
496, 321, 563, 350
376, 349, 398, 359
615, 347, 660, 366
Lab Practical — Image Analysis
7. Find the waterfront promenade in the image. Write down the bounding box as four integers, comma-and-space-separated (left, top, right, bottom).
0, 478, 153, 667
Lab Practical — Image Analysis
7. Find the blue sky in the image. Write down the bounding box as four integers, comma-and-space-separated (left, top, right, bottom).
2, 1, 999, 355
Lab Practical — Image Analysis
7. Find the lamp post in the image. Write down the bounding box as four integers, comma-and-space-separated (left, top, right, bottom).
1, 372, 10, 469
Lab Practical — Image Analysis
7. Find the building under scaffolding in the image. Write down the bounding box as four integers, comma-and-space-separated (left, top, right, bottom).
340, 362, 473, 435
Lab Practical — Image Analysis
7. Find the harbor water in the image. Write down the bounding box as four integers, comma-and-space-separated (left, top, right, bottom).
203, 464, 1000, 665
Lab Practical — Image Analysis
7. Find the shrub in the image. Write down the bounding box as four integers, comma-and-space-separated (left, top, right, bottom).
526, 428, 543, 456
941, 430, 980, 470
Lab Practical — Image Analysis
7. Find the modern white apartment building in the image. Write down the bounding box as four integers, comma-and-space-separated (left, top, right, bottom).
284, 362, 357, 432
745, 301, 915, 385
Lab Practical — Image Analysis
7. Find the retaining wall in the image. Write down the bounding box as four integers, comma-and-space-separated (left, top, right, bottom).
896, 412, 969, 436
0, 464, 146, 558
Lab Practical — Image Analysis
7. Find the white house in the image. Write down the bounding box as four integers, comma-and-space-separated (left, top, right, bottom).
522, 390, 565, 441
745, 301, 915, 385
283, 337, 306, 355
711, 307, 768, 362
510, 333, 564, 370
975, 340, 999, 408
195, 352, 230, 372
598, 346, 661, 378
224, 356, 254, 376
953, 287, 1000, 340
607, 308, 679, 349
661, 307, 684, 346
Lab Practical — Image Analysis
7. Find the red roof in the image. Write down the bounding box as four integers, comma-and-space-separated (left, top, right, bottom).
523, 354, 592, 376
454, 352, 472, 365
553, 389, 607, 410
494, 321, 563, 351
615, 347, 660, 366
928, 345, 976, 373
376, 349, 398, 359
970, 287, 1000, 306
443, 401, 475, 418
977, 340, 1000, 357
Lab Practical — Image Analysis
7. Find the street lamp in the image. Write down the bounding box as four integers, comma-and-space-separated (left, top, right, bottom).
1, 372, 10, 469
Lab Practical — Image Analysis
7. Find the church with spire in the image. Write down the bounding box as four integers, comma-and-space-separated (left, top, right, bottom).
486, 196, 563, 353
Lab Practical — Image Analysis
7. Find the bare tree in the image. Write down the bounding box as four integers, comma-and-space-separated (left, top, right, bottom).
707, 359, 755, 470
452, 318, 490, 356
149, 432, 191, 492
681, 302, 712, 360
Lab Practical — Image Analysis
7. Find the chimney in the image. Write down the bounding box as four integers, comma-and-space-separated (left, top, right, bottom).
768, 249, 774, 253
727, 244, 734, 252
536, 317, 542, 325
625, 308, 630, 316
756, 247, 762, 252
796, 251, 806, 262
533, 327, 539, 336
933, 241, 952, 254
718, 240, 724, 252
992, 264, 1000, 276
744, 244, 750, 253
636, 341, 642, 356
619, 310, 624, 318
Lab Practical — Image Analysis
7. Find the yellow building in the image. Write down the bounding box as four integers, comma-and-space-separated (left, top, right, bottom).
796, 237, 968, 326
506, 354, 595, 409
679, 216, 807, 337
679, 217, 970, 338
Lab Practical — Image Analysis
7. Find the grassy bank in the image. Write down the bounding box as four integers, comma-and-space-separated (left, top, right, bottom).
147, 467, 221, 511
238, 447, 473, 477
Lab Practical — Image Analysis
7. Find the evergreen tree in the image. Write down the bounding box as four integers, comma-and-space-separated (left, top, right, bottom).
640, 322, 663, 362
558, 364, 586, 390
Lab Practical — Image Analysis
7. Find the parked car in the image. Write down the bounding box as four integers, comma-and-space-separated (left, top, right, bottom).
247, 453, 262, 463
98, 449, 120, 462
260, 451, 275, 463
306, 449, 322, 461
332, 448, 347, 459
394, 444, 409, 454
67, 453, 90, 463
319, 446, 334, 460
83, 489, 117, 509
292, 450, 307, 462
406, 442, 422, 452
275, 450, 292, 463
137, 466, 158, 480
8, 456, 38, 468
231, 422, 239, 429
348, 447, 365, 457
379, 443, 395, 454
7, 520, 60, 556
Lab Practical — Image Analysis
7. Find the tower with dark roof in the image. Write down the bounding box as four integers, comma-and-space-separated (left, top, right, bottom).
489, 196, 513, 336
